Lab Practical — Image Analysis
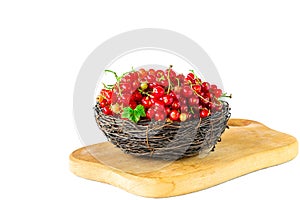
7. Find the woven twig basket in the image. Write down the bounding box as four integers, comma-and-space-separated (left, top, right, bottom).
94, 101, 231, 160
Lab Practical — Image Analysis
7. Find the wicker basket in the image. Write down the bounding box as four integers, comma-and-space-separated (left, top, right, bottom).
94, 101, 231, 160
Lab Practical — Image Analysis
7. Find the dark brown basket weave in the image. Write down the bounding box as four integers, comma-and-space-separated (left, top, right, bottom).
94, 101, 231, 160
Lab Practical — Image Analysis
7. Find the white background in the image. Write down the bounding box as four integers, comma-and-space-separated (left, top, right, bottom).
0, 1, 299, 199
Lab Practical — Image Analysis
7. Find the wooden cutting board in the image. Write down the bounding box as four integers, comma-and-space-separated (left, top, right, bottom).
69, 119, 298, 198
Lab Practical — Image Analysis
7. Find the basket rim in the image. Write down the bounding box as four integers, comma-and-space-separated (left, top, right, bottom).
94, 101, 230, 129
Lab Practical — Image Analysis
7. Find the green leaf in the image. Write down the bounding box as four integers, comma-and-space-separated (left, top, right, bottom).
122, 107, 133, 119
134, 105, 146, 117
121, 105, 146, 123
132, 110, 140, 123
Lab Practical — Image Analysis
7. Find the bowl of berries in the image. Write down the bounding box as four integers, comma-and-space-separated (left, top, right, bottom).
94, 66, 231, 160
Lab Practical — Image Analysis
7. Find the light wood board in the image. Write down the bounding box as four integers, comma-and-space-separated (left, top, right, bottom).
69, 119, 298, 198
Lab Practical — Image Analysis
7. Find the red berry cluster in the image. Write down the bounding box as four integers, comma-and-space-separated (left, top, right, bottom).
96, 66, 230, 123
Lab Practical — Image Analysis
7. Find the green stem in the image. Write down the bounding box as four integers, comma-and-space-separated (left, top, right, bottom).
102, 83, 114, 90
105, 70, 118, 80
157, 75, 165, 82
138, 88, 152, 97
220, 93, 232, 99
104, 69, 122, 96
167, 65, 172, 94
176, 78, 180, 87
190, 107, 194, 114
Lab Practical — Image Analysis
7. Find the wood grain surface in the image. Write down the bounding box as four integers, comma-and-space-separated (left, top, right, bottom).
69, 119, 298, 198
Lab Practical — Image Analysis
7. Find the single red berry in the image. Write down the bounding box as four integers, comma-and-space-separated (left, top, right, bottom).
120, 83, 132, 93
132, 91, 143, 101
202, 82, 210, 92
155, 103, 165, 111
146, 108, 155, 119
165, 107, 171, 115
141, 96, 153, 108
159, 80, 168, 87
170, 76, 177, 86
180, 105, 189, 113
130, 71, 139, 80
181, 86, 193, 98
169, 91, 177, 99
155, 70, 164, 78
151, 98, 165, 110
207, 102, 216, 110
162, 94, 174, 106
204, 92, 214, 100
200, 108, 209, 118
154, 112, 166, 121
187, 73, 195, 81
171, 100, 180, 110
106, 90, 113, 99
100, 89, 112, 100
129, 101, 137, 109
146, 75, 156, 83
210, 84, 217, 91
173, 86, 182, 99
179, 97, 187, 106
192, 85, 202, 94
111, 91, 118, 104
100, 99, 108, 108
131, 80, 139, 90
177, 74, 185, 82
152, 86, 165, 98
214, 89, 223, 98
102, 106, 112, 115
148, 69, 156, 76
188, 96, 200, 106
138, 68, 147, 79
169, 110, 180, 121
